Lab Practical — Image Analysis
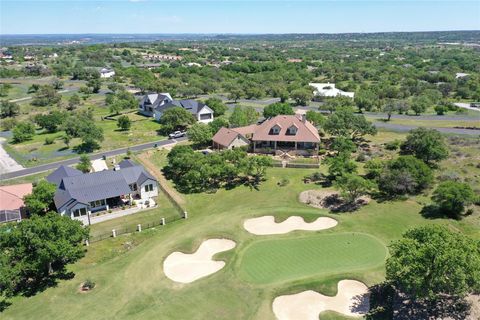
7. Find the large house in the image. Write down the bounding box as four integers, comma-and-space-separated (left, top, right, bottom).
309, 82, 355, 98
0, 183, 32, 224
47, 160, 158, 223
138, 93, 174, 117
139, 93, 214, 124
212, 115, 320, 156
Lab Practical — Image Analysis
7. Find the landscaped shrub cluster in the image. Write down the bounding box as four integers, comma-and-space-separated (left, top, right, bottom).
164, 145, 272, 193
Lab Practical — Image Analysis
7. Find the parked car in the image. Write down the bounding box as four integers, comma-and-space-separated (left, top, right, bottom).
168, 131, 186, 139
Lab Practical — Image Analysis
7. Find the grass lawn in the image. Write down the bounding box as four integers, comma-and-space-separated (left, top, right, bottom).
3, 144, 479, 320
238, 233, 387, 284
4, 103, 166, 167
89, 199, 182, 240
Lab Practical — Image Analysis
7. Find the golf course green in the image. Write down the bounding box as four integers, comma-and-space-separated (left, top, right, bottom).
238, 233, 387, 284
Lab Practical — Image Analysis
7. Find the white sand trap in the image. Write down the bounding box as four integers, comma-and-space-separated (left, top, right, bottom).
272, 280, 370, 320
243, 215, 337, 235
163, 239, 236, 283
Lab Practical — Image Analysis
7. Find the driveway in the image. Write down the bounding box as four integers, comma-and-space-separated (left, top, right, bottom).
0, 138, 24, 174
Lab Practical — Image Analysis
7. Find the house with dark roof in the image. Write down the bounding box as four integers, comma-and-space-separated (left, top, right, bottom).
46, 161, 158, 222
138, 92, 214, 123
212, 115, 320, 156
154, 99, 214, 123
138, 93, 174, 117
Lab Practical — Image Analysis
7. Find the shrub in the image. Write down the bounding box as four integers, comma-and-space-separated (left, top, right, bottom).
12, 121, 35, 143
44, 136, 55, 145
1, 117, 18, 131
278, 178, 289, 187
431, 181, 476, 219
384, 140, 401, 151
82, 279, 96, 291
378, 156, 433, 196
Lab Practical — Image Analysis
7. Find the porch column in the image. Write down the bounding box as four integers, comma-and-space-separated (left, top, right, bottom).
295, 142, 297, 150
253, 141, 256, 153
274, 141, 277, 150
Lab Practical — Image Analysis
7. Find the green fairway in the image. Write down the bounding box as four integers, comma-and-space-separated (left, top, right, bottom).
2, 148, 479, 320
238, 233, 387, 284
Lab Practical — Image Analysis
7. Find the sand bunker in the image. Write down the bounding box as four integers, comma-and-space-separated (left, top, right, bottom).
163, 239, 236, 283
272, 280, 370, 320
243, 215, 337, 235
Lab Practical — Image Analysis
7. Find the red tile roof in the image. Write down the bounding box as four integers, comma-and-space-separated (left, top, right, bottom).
0, 183, 33, 211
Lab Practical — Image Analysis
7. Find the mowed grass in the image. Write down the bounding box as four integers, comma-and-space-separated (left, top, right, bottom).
2, 147, 479, 320
238, 233, 387, 284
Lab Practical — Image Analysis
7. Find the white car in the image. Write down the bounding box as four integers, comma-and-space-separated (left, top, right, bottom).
168, 131, 186, 139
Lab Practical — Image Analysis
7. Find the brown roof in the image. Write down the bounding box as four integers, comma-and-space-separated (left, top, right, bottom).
212, 127, 245, 147
0, 183, 33, 211
232, 124, 256, 136
252, 115, 320, 143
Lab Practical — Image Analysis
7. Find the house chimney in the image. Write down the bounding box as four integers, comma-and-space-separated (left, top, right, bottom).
301, 114, 307, 123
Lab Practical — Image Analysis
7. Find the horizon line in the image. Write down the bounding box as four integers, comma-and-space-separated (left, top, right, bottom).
1, 29, 480, 37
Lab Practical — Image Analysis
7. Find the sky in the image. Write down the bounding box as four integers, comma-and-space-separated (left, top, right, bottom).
0, 0, 479, 35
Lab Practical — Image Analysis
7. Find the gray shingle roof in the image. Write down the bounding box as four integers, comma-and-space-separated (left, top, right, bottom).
157, 99, 206, 114
46, 165, 83, 186
140, 93, 172, 110
55, 170, 132, 209
118, 159, 136, 168
53, 163, 157, 210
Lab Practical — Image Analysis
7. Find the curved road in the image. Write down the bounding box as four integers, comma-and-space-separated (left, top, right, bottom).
0, 137, 187, 180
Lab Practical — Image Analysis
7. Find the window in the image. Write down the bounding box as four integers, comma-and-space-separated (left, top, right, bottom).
89, 199, 106, 208
270, 125, 281, 135
200, 113, 212, 120
73, 207, 87, 217
287, 125, 297, 135
130, 183, 137, 191
145, 184, 154, 192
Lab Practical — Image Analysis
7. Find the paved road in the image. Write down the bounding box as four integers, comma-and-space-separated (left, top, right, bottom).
365, 112, 479, 121
0, 137, 187, 180
374, 122, 480, 136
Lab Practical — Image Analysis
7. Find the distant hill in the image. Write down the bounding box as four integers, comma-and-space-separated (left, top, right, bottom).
1, 30, 479, 46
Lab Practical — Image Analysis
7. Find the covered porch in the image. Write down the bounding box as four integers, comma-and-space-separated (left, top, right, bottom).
252, 140, 319, 155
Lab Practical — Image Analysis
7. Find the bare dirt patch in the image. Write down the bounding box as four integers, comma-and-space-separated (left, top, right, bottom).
299, 190, 370, 212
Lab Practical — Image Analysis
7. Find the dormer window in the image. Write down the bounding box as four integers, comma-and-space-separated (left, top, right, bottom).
287, 125, 298, 135
270, 124, 281, 135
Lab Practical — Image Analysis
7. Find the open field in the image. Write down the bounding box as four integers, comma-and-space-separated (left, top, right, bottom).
2, 143, 479, 320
